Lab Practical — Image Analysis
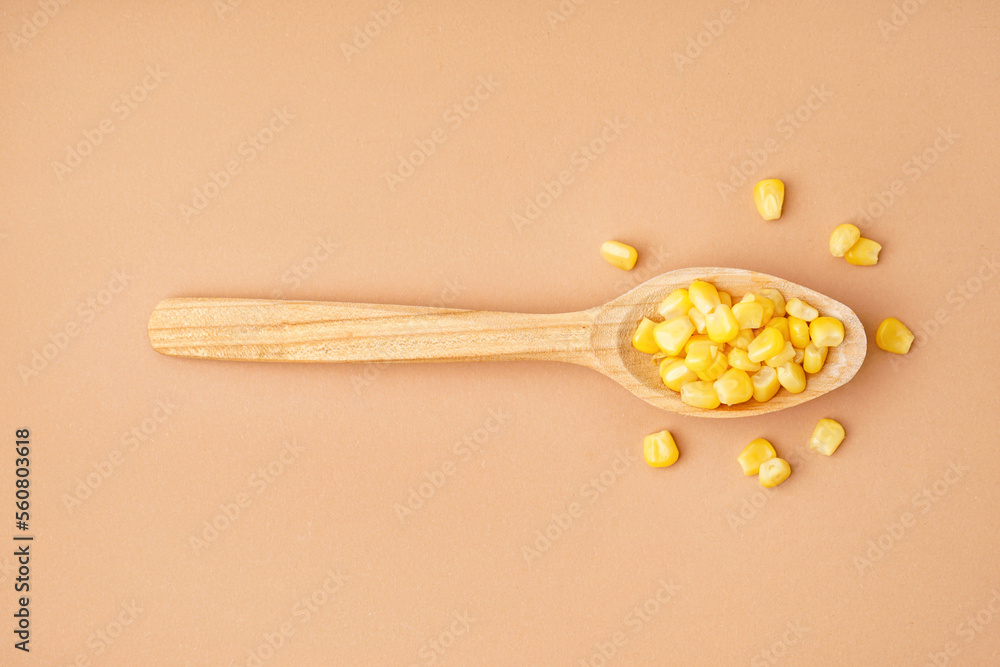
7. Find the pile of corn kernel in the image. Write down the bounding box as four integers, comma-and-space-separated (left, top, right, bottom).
631, 279, 845, 410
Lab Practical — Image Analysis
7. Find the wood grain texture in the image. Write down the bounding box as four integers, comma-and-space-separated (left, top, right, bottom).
147, 268, 867, 418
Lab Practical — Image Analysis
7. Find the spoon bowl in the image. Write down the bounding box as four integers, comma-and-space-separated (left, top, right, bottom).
148, 267, 866, 417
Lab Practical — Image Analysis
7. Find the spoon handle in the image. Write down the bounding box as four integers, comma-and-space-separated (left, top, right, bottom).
148, 298, 598, 365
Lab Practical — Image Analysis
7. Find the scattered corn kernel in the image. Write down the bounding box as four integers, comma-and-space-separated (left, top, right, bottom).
643, 430, 680, 467
759, 458, 791, 488
764, 341, 796, 368
696, 352, 729, 382
661, 360, 699, 391
652, 316, 696, 356
747, 327, 785, 363
809, 418, 845, 456
876, 317, 914, 354
738, 438, 777, 475
757, 289, 786, 317
810, 317, 845, 347
732, 301, 765, 330
727, 347, 761, 372
776, 361, 806, 393
713, 368, 753, 405
687, 307, 707, 334
829, 223, 861, 257
732, 329, 754, 351
785, 297, 818, 322
706, 304, 740, 343
600, 241, 638, 270
685, 340, 720, 372
680, 380, 721, 409
802, 343, 828, 374
753, 179, 785, 221
718, 291, 733, 307
845, 238, 882, 266
631, 318, 660, 354
751, 367, 780, 402
657, 289, 693, 320
689, 280, 721, 314
765, 316, 790, 342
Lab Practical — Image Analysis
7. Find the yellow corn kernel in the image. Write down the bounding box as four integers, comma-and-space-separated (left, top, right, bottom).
643, 429, 679, 467
759, 458, 791, 488
732, 329, 754, 351
687, 307, 707, 334
793, 347, 804, 365
731, 301, 764, 330
747, 327, 784, 363
713, 368, 753, 405
657, 289, 693, 320
738, 438, 777, 475
876, 317, 914, 354
785, 297, 818, 322
765, 341, 796, 368
600, 241, 638, 270
683, 334, 715, 354
753, 178, 785, 221
845, 238, 882, 266
757, 288, 786, 317
776, 361, 806, 393
706, 304, 739, 343
741, 292, 775, 322
764, 316, 790, 342
788, 316, 810, 349
653, 316, 696, 356
685, 340, 719, 372
657, 355, 682, 377
810, 317, 845, 347
751, 367, 780, 402
718, 290, 733, 307
688, 280, 721, 314
680, 380, 721, 409
727, 347, 761, 372
697, 352, 729, 382
661, 360, 698, 391
829, 223, 861, 257
809, 418, 845, 456
631, 318, 660, 354
802, 343, 828, 374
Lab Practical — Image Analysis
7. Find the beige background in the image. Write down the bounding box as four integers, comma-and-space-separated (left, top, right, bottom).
3, 1, 1000, 664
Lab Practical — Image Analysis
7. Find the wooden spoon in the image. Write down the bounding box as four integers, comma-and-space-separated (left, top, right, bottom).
147, 267, 866, 417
